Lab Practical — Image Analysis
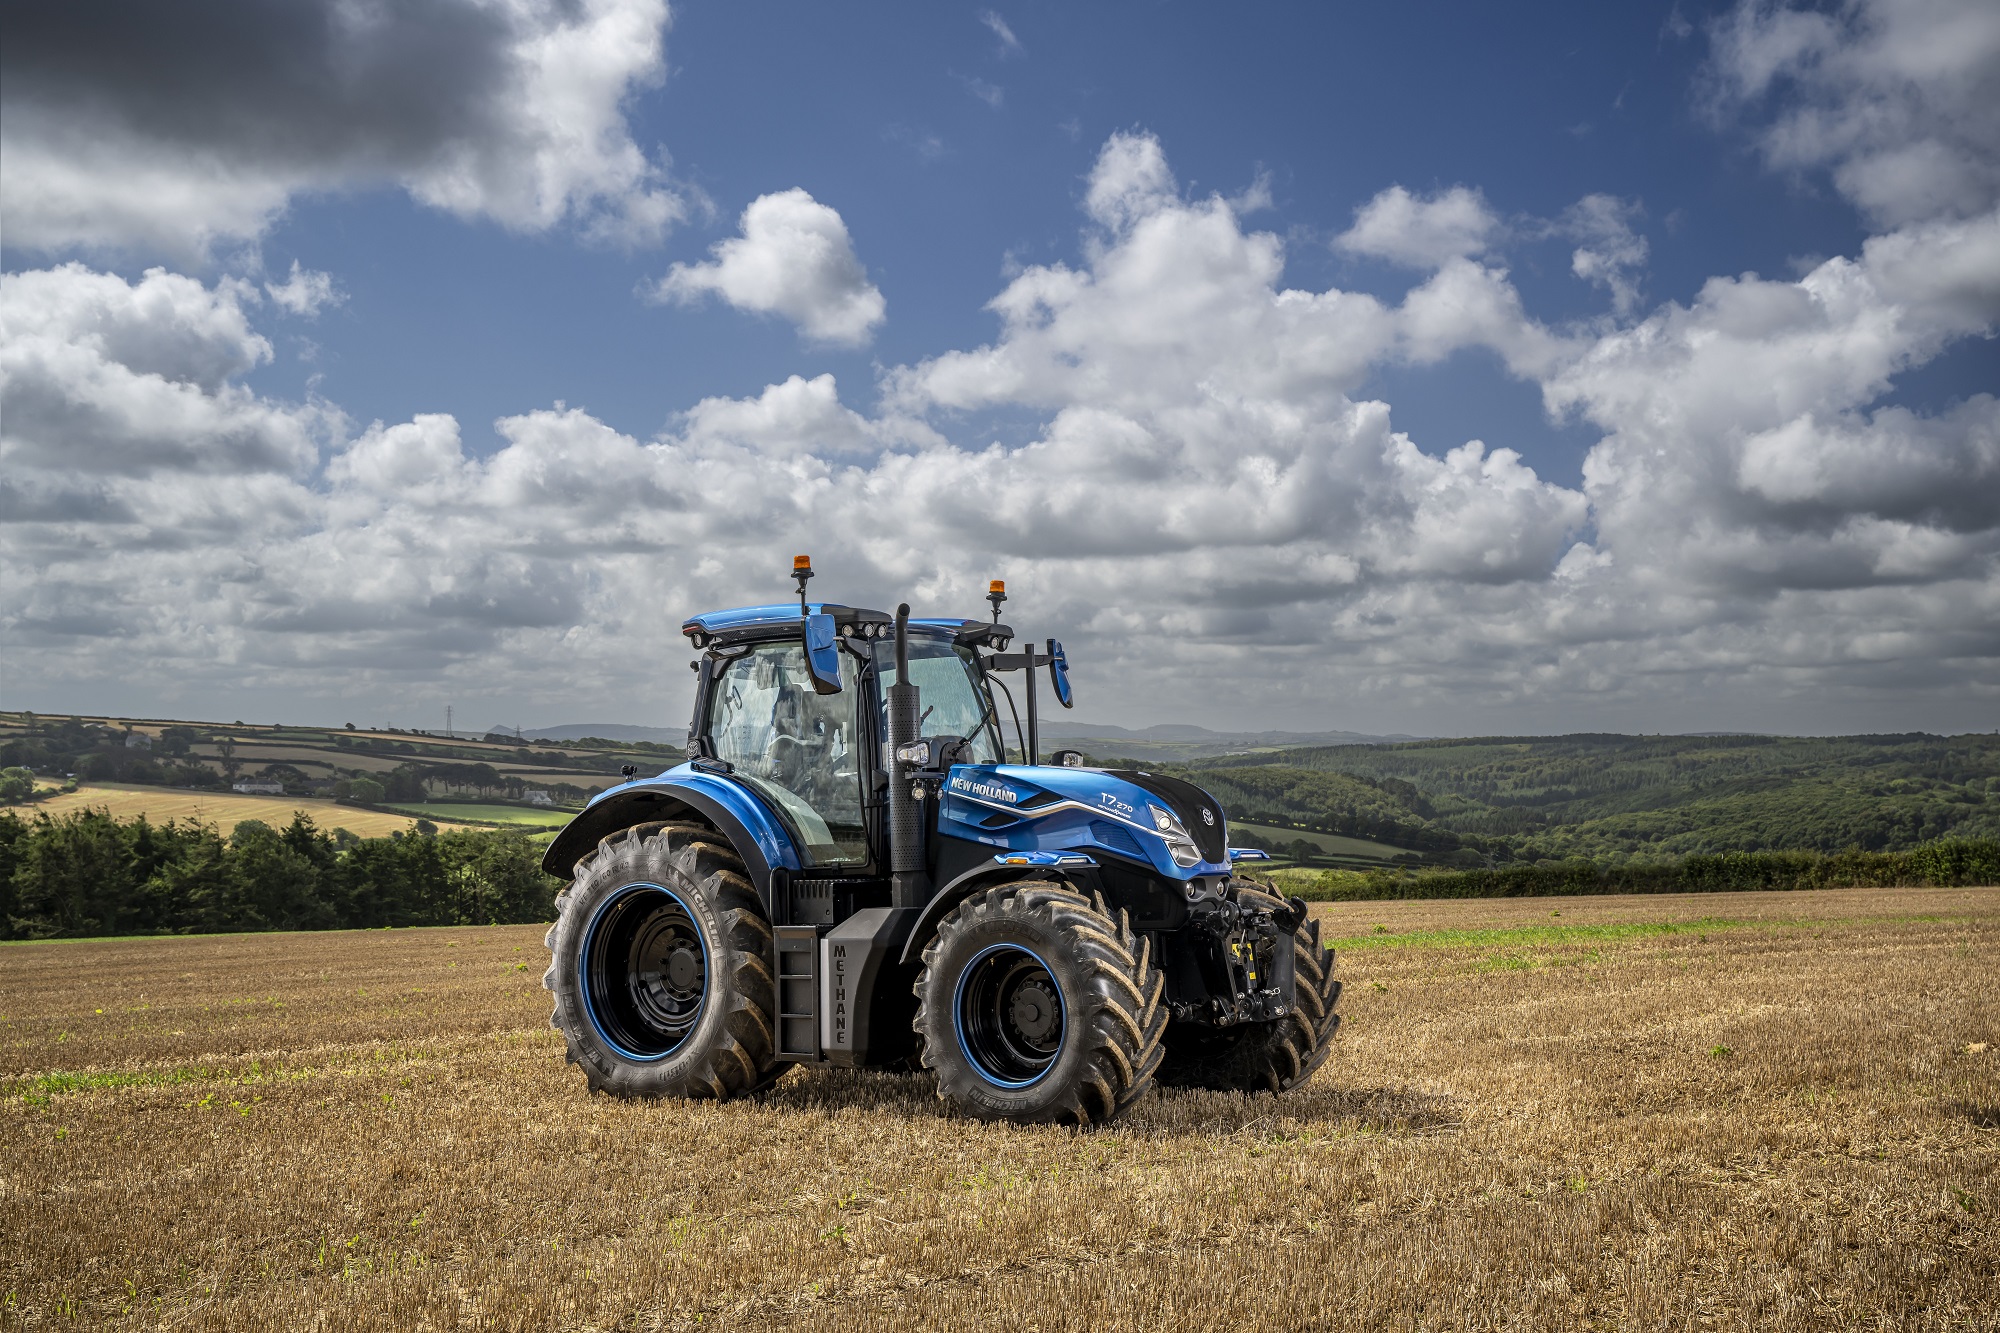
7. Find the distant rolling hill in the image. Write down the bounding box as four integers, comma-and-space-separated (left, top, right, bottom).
1040, 722, 1423, 763
1186, 732, 2000, 864
512, 723, 684, 745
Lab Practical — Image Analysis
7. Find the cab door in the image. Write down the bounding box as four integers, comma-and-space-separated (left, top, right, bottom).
704, 641, 870, 867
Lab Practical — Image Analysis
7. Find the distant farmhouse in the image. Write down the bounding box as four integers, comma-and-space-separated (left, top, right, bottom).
525, 790, 554, 807
124, 730, 152, 749
231, 780, 284, 795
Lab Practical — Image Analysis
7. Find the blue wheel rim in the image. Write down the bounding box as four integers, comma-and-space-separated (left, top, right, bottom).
953, 942, 1067, 1088
579, 883, 708, 1062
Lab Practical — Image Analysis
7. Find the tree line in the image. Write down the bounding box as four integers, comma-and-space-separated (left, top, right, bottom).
6, 806, 1992, 941
1276, 839, 2000, 902
0, 809, 559, 940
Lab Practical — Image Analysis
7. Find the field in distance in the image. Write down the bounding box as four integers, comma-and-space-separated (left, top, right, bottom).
381, 802, 570, 828
18, 783, 467, 839
3, 885, 1992, 1330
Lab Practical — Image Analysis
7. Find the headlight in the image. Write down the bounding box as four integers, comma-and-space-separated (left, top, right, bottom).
1148, 803, 1203, 868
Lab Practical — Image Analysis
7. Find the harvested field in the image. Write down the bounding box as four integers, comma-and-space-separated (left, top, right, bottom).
383, 802, 573, 827
16, 783, 468, 838
1, 887, 1994, 1330
187, 743, 409, 772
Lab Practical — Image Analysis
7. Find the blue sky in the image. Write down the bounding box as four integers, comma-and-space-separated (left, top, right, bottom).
3, 0, 1997, 736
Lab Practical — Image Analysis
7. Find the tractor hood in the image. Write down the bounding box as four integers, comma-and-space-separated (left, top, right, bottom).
939, 763, 1231, 878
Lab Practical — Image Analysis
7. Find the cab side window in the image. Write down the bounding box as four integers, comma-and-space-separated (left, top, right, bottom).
706, 643, 867, 864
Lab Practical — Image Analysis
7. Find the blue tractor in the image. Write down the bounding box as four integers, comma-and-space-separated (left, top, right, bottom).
541, 558, 1341, 1124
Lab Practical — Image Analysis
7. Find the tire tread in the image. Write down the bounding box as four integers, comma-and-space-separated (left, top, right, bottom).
543, 821, 777, 1101
914, 878, 1167, 1126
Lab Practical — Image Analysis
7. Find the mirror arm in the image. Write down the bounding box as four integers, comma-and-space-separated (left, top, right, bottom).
988, 674, 1027, 765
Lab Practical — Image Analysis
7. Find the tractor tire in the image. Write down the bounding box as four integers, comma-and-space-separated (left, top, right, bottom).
914, 880, 1166, 1126
543, 821, 777, 1100
1156, 884, 1342, 1094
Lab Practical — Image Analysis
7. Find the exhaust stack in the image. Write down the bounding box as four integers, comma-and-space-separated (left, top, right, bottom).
886, 603, 927, 907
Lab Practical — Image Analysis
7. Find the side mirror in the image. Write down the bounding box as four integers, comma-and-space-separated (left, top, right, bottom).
1047, 638, 1073, 708
1048, 748, 1088, 768
803, 613, 843, 695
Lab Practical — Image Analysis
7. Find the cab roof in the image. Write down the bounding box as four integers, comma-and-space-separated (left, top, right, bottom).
681, 603, 1010, 646
681, 603, 883, 639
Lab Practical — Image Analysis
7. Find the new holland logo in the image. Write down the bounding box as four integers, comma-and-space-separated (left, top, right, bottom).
949, 775, 1019, 804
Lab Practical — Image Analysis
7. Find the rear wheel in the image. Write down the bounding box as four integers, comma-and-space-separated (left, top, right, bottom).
1157, 884, 1342, 1094
915, 880, 1166, 1125
544, 822, 776, 1099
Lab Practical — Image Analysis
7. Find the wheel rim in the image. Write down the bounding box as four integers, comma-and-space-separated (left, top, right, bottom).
580, 884, 707, 1061
953, 943, 1066, 1087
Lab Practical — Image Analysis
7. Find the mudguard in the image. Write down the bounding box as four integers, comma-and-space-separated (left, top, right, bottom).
897, 850, 1101, 965
540, 766, 803, 911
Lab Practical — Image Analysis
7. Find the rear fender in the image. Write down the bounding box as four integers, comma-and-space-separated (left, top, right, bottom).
540, 768, 802, 911
897, 851, 1101, 966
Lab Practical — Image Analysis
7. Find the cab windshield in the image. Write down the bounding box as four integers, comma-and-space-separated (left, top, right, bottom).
704, 642, 867, 865
875, 636, 1004, 764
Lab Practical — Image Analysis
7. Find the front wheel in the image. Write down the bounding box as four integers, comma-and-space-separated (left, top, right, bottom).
543, 822, 776, 1099
914, 881, 1166, 1125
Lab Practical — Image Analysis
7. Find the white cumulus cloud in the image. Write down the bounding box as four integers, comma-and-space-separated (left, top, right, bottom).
1704, 0, 2000, 226
0, 0, 687, 257
1562, 195, 1650, 315
264, 263, 343, 318
653, 189, 887, 346
1, 143, 1595, 727
1336, 185, 1501, 269
1552, 206, 2000, 604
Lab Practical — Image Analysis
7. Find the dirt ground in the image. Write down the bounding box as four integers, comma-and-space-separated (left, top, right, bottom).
1, 887, 1994, 1330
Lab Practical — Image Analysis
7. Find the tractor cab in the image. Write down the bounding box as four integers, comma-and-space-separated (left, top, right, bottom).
676, 600, 1007, 873
537, 558, 1341, 1125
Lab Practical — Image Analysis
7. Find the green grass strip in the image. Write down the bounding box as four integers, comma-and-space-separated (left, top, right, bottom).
1320, 911, 1967, 952
10, 1066, 230, 1103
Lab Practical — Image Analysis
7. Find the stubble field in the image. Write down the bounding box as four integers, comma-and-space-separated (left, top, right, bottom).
21, 784, 456, 839
2, 887, 1994, 1330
